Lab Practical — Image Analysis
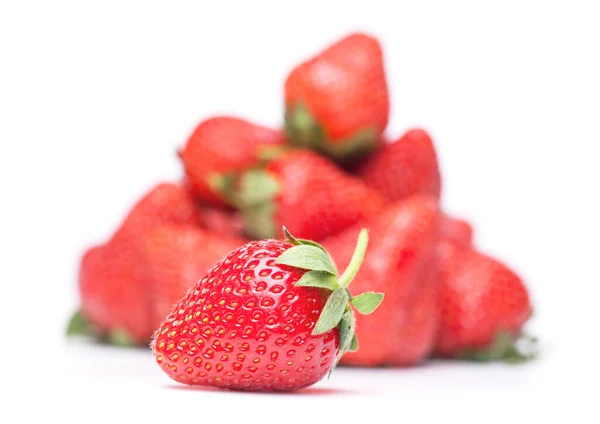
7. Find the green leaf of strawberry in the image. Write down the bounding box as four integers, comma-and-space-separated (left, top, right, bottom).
313, 288, 349, 335
351, 292, 384, 315
66, 310, 95, 337
295, 270, 339, 291
106, 329, 136, 347
282, 226, 328, 251
275, 244, 337, 275
349, 334, 359, 352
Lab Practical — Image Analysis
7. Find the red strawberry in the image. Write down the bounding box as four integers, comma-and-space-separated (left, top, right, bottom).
440, 214, 473, 249
234, 149, 386, 241
67, 182, 204, 344
197, 205, 246, 239
76, 235, 151, 345
438, 214, 474, 269
435, 248, 534, 361
179, 117, 284, 207
284, 33, 389, 162
324, 195, 441, 366
358, 128, 442, 202
152, 228, 384, 391
113, 182, 203, 242
141, 225, 246, 328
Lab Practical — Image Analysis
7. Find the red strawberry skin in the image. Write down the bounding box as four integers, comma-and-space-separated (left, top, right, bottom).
324, 195, 441, 366
179, 117, 284, 206
79, 237, 152, 343
239, 150, 386, 241
197, 206, 246, 239
141, 225, 246, 329
358, 129, 442, 202
113, 182, 203, 243
285, 33, 389, 159
78, 182, 204, 344
152, 239, 339, 392
435, 249, 532, 357
440, 214, 473, 249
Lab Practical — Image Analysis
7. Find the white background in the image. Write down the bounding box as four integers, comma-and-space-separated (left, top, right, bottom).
1, 1, 599, 422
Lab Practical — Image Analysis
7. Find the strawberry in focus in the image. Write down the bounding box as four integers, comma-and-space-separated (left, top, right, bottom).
152, 228, 383, 391
324, 195, 441, 366
435, 247, 534, 362
179, 117, 284, 207
285, 33, 389, 162
234, 149, 386, 241
358, 128, 441, 202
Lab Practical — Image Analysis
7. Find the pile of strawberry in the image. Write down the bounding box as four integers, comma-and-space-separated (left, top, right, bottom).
68, 32, 535, 390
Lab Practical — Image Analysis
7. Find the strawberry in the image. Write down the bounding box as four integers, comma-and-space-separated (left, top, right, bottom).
435, 248, 534, 362
284, 33, 389, 162
141, 225, 246, 329
67, 182, 204, 345
440, 214, 473, 249
152, 227, 384, 391
358, 128, 442, 202
323, 195, 441, 366
197, 205, 246, 239
113, 182, 203, 243
74, 233, 152, 345
179, 117, 284, 207
234, 149, 386, 241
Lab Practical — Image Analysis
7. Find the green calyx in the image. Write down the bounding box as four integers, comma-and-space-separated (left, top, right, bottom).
66, 310, 95, 337
206, 172, 238, 205
66, 309, 136, 347
233, 169, 281, 239
274, 226, 384, 370
455, 331, 538, 364
284, 102, 380, 164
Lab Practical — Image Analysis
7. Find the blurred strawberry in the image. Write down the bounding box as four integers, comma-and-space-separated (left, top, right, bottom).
68, 182, 204, 345
435, 248, 534, 362
324, 195, 441, 366
440, 214, 473, 249
197, 206, 246, 239
234, 149, 386, 241
284, 33, 389, 162
113, 182, 203, 243
74, 235, 151, 345
358, 128, 441, 202
179, 117, 284, 207
141, 225, 246, 328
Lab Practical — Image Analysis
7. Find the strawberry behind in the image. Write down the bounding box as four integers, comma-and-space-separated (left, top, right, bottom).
358, 128, 442, 202
435, 247, 534, 361
234, 149, 386, 241
284, 33, 389, 163
179, 117, 284, 207
324, 195, 441, 366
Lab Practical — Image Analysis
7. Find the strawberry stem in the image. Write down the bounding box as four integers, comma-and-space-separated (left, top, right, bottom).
338, 229, 369, 288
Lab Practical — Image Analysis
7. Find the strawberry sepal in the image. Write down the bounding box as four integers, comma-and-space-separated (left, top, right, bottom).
234, 169, 281, 239
66, 309, 96, 338
285, 102, 380, 163
455, 331, 538, 364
